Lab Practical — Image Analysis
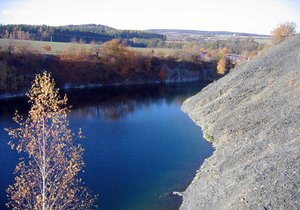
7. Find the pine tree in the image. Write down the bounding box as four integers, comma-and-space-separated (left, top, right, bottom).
5, 72, 96, 210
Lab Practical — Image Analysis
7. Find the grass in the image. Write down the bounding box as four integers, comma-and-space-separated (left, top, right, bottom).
254, 37, 272, 45
0, 37, 271, 57
0, 39, 117, 55
0, 38, 180, 57
130, 47, 178, 56
0, 38, 72, 54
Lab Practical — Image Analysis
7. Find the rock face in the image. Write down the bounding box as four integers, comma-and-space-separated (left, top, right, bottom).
181, 35, 300, 210
164, 62, 217, 83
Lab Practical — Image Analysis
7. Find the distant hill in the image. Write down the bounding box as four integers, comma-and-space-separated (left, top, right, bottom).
147, 29, 270, 37
147, 29, 271, 42
0, 24, 166, 43
60, 24, 117, 34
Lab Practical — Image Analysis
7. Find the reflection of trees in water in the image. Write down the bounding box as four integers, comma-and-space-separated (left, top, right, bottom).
73, 100, 140, 120
0, 83, 207, 120
68, 83, 207, 120
69, 91, 158, 120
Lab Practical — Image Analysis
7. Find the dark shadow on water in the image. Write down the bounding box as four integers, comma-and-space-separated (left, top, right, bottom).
66, 83, 207, 121
0, 82, 207, 119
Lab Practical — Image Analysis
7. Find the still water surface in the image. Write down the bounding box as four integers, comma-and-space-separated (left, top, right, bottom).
0, 83, 213, 210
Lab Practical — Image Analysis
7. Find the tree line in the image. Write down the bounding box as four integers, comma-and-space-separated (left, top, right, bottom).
0, 39, 216, 93
0, 24, 166, 44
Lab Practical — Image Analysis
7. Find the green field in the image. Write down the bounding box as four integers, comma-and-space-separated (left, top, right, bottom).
129, 47, 179, 57
0, 37, 269, 58
253, 37, 272, 45
0, 39, 90, 54
0, 38, 180, 57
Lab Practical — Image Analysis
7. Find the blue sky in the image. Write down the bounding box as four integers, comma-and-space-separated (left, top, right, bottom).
0, 0, 299, 34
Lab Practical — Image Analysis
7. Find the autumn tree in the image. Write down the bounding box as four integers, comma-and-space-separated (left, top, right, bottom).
60, 40, 90, 61
217, 57, 226, 75
100, 39, 138, 76
217, 57, 234, 75
2, 38, 16, 54
271, 21, 296, 44
0, 61, 23, 91
214, 47, 228, 62
5, 72, 96, 210
15, 42, 34, 56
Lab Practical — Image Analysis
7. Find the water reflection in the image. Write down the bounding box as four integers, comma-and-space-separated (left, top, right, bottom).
66, 83, 206, 120
0, 83, 205, 119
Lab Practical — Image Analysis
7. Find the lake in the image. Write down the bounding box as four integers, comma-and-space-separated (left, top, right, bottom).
0, 83, 213, 210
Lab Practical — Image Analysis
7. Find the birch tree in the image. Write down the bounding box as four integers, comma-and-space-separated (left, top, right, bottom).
5, 72, 96, 210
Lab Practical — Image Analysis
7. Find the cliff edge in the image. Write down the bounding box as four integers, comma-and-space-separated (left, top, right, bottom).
181, 34, 300, 209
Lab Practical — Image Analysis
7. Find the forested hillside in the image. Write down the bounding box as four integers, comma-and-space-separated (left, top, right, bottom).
0, 24, 166, 44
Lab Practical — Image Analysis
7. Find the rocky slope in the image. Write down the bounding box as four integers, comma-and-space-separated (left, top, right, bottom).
181, 34, 300, 209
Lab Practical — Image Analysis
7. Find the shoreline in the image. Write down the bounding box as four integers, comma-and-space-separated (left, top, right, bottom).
0, 79, 214, 100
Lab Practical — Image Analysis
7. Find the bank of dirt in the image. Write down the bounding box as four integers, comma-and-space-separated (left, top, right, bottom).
181, 35, 300, 209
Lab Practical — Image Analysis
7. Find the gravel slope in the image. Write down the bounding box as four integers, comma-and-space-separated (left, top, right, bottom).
181, 34, 300, 210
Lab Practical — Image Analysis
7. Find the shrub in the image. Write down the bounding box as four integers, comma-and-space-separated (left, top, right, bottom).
271, 22, 296, 44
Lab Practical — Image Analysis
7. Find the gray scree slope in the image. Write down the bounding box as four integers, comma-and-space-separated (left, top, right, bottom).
181, 34, 300, 210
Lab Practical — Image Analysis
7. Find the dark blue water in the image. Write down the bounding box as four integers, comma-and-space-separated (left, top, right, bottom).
0, 83, 213, 210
